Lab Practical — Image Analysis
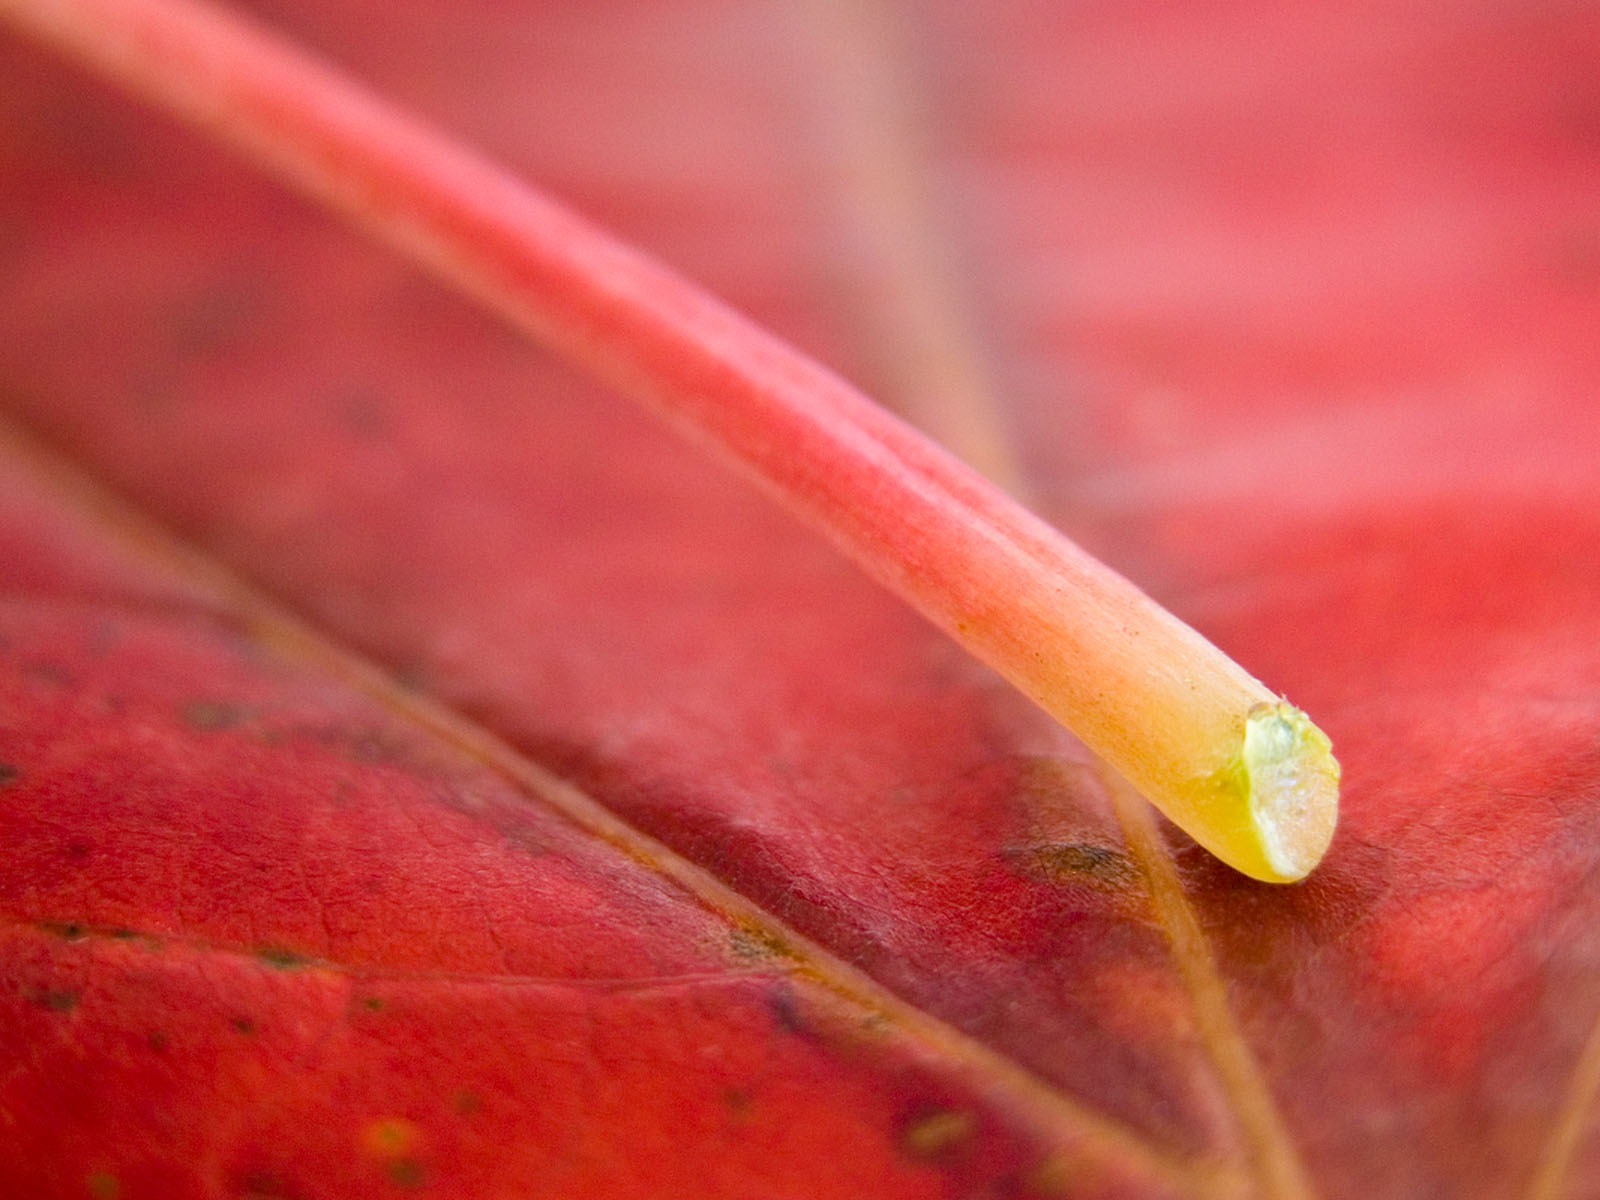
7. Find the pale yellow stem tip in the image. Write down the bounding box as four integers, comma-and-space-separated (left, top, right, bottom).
1241, 703, 1340, 881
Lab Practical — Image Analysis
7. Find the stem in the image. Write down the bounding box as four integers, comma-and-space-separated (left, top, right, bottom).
0, 0, 1339, 881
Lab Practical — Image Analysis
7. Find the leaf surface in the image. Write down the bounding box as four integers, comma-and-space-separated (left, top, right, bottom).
2, 0, 1599, 1196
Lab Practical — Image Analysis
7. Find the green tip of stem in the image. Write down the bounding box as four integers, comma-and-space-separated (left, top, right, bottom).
1241, 702, 1340, 882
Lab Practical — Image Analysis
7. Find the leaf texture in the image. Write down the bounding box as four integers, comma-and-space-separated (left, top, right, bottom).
2, 0, 1599, 1196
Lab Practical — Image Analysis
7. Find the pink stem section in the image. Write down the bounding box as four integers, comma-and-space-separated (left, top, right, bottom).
0, 0, 1333, 880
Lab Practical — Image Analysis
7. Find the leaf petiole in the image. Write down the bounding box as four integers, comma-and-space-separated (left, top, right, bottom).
0, 0, 1339, 881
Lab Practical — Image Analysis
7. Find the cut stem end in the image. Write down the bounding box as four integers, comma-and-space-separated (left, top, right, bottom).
1240, 703, 1340, 882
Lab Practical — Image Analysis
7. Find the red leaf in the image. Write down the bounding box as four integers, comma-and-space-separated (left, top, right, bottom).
2, 1, 1599, 1197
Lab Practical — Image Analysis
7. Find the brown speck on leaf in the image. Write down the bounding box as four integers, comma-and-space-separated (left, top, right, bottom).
165, 277, 266, 355
231, 1016, 257, 1036
391, 659, 432, 691
255, 946, 310, 969
858, 1009, 891, 1036
728, 924, 793, 961
361, 1119, 426, 1189
29, 987, 80, 1013
22, 661, 72, 688
386, 1160, 425, 1190
232, 1169, 299, 1199
767, 981, 807, 1036
0, 762, 19, 787
1020, 842, 1140, 891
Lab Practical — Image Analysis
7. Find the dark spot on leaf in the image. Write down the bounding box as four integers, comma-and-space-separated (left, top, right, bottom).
767, 981, 807, 1036
728, 924, 793, 961
451, 1091, 480, 1116
0, 763, 19, 787
392, 660, 433, 692
166, 279, 265, 355
233, 1168, 304, 1199
85, 1172, 120, 1200
901, 1109, 975, 1160
40, 922, 85, 941
1019, 843, 1139, 892
859, 1009, 891, 1035
255, 946, 310, 970
32, 988, 80, 1013
108, 929, 138, 941
66, 837, 93, 861
183, 699, 249, 731
362, 996, 386, 1013
386, 1160, 425, 1190
231, 1016, 257, 1036
721, 1088, 754, 1118
361, 1119, 426, 1189
147, 1031, 170, 1053
22, 661, 71, 688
